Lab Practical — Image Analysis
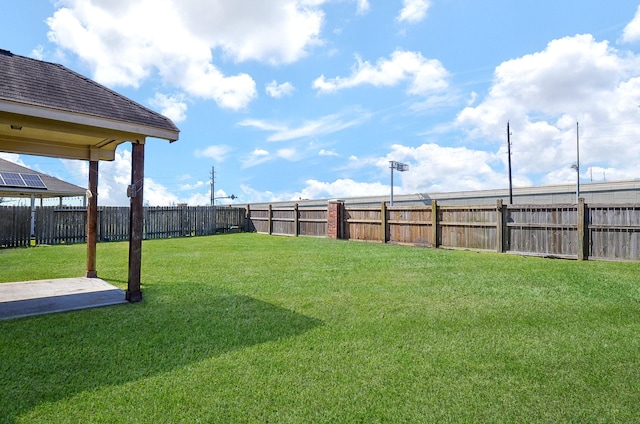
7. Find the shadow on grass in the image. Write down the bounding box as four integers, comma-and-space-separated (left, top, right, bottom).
0, 287, 322, 422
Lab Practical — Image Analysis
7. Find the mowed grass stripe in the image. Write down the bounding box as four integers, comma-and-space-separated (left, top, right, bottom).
1, 233, 639, 423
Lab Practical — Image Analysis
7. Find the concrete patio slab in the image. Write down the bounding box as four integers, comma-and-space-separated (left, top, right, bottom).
0, 277, 128, 320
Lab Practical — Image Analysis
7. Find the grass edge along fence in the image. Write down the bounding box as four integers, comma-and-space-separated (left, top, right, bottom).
0, 205, 246, 247
247, 198, 640, 262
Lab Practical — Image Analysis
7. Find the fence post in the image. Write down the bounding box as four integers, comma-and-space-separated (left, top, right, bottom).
381, 201, 388, 243
431, 199, 439, 248
245, 204, 251, 232
577, 197, 586, 261
327, 200, 344, 239
294, 203, 300, 237
268, 204, 273, 235
496, 199, 504, 253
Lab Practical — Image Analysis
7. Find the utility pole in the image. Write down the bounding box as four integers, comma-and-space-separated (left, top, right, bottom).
210, 166, 215, 206
576, 121, 580, 203
507, 121, 513, 204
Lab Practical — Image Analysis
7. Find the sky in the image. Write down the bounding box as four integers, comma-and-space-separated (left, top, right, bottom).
2, 0, 640, 206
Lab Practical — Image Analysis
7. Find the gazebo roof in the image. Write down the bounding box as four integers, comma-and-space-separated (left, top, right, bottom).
0, 158, 86, 199
0, 49, 179, 161
0, 48, 180, 304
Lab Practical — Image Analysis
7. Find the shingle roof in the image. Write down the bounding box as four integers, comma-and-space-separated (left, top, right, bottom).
0, 49, 178, 135
0, 158, 86, 198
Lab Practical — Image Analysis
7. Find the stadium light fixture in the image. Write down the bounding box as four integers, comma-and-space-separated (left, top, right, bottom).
389, 161, 409, 206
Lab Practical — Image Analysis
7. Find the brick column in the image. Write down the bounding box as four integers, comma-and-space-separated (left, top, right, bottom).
327, 200, 344, 239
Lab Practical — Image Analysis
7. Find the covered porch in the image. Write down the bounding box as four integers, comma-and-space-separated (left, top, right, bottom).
0, 49, 179, 315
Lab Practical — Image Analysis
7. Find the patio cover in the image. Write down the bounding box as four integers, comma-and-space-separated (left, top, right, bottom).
0, 49, 180, 302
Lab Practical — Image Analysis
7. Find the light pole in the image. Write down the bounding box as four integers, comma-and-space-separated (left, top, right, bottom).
571, 121, 580, 204
507, 121, 513, 204
389, 161, 409, 206
212, 194, 236, 234
214, 194, 237, 204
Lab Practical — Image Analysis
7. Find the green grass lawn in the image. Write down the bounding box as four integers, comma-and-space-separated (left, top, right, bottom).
1, 233, 639, 423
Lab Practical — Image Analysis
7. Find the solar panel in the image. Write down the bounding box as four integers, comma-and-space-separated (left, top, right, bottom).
0, 172, 47, 189
0, 172, 24, 187
20, 173, 47, 188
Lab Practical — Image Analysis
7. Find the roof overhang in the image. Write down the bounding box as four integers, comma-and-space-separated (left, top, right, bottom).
0, 187, 83, 199
0, 100, 179, 161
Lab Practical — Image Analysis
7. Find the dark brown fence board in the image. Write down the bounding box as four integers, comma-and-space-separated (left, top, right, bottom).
0, 206, 31, 247
1, 205, 245, 248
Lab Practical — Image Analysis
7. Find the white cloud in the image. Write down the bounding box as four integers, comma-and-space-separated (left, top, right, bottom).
144, 177, 182, 206
60, 149, 191, 206
61, 150, 130, 206
242, 178, 389, 203
397, 0, 430, 24
456, 34, 640, 180
0, 153, 24, 166
195, 145, 233, 161
318, 149, 339, 156
31, 45, 45, 60
622, 5, 640, 43
313, 50, 449, 96
242, 140, 509, 203
277, 147, 298, 160
265, 80, 296, 98
356, 0, 370, 14
383, 143, 506, 193
238, 111, 370, 141
253, 149, 270, 156
179, 180, 206, 190
241, 148, 271, 168
46, 0, 325, 110
293, 178, 389, 200
149, 93, 188, 123
186, 192, 212, 206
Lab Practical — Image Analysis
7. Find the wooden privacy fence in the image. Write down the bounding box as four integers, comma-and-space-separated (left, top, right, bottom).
246, 204, 328, 237
247, 199, 640, 261
0, 205, 246, 248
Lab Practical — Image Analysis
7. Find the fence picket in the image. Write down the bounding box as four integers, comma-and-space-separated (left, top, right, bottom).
0, 205, 245, 248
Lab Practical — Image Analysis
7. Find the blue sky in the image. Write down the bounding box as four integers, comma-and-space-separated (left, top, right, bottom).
2, 0, 640, 206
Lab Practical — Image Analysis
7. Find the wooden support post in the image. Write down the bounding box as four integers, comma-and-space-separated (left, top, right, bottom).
127, 141, 145, 302
431, 199, 439, 248
86, 160, 98, 277
497, 199, 503, 253
381, 201, 388, 243
577, 197, 586, 261
294, 203, 299, 237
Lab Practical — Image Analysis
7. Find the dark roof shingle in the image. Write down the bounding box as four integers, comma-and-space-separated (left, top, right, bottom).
0, 49, 178, 134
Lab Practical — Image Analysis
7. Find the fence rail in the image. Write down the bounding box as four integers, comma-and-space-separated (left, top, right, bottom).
0, 205, 246, 248
247, 200, 640, 261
